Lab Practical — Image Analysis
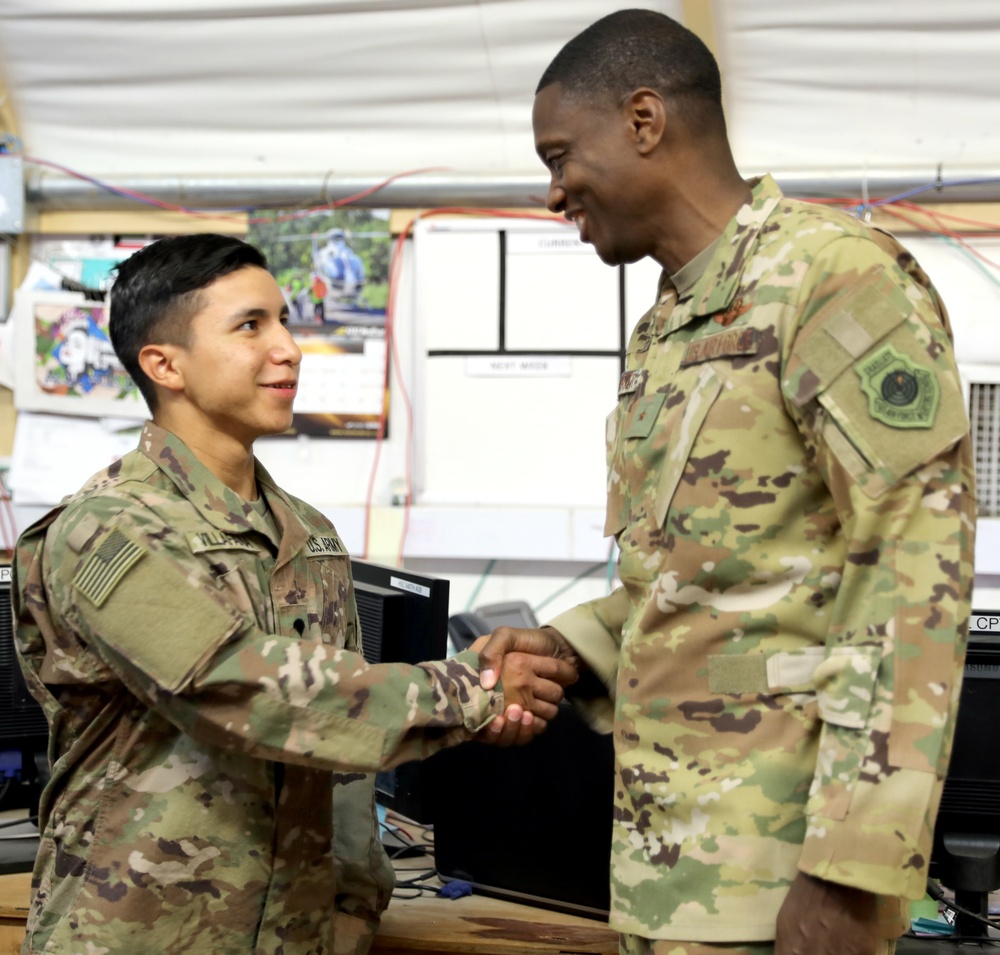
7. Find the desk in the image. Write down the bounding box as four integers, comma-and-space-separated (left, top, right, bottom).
0, 871, 618, 955
0, 873, 29, 955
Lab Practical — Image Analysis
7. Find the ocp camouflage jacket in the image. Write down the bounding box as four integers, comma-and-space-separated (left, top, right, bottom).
14, 422, 501, 955
549, 175, 976, 942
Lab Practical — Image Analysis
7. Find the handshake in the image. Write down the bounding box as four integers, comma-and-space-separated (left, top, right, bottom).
470, 627, 584, 746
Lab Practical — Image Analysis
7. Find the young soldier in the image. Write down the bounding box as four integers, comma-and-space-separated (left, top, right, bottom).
480, 9, 976, 955
13, 234, 575, 955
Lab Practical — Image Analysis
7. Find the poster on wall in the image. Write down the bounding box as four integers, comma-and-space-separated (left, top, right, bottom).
12, 290, 146, 418
248, 208, 391, 438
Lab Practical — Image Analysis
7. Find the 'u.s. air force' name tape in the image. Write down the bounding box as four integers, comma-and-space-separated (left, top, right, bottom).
74, 529, 146, 608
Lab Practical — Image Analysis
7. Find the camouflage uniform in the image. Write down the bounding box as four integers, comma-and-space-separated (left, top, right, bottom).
548, 175, 975, 944
13, 422, 503, 955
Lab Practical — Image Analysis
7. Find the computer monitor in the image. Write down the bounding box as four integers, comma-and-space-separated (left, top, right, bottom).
0, 567, 49, 797
928, 610, 1000, 938
350, 558, 450, 822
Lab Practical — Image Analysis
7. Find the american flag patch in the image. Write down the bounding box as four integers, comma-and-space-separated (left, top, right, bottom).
73, 528, 146, 607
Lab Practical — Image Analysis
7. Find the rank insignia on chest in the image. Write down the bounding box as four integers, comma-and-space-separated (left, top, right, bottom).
857, 343, 939, 428
713, 296, 751, 327
618, 369, 646, 396
680, 327, 759, 367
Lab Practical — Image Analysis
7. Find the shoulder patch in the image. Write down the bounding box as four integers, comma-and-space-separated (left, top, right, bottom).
856, 343, 939, 429
74, 528, 146, 607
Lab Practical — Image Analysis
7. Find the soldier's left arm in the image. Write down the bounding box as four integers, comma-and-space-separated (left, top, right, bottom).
782, 233, 977, 899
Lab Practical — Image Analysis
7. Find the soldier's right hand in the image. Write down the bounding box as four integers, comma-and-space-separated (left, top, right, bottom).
478, 626, 581, 691
476, 627, 581, 746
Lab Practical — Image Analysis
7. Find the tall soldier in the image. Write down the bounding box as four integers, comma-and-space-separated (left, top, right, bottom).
480, 10, 976, 955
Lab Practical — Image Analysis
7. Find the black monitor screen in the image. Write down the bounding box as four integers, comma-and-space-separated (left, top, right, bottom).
350, 558, 449, 822
928, 609, 1000, 936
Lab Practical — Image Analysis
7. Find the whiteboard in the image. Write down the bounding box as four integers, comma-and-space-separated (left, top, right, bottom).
412, 217, 662, 509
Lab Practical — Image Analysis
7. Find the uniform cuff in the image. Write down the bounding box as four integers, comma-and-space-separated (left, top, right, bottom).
333, 912, 378, 955
798, 767, 938, 899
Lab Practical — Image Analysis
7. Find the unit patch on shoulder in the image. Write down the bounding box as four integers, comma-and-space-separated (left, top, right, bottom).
856, 343, 939, 429
74, 528, 146, 607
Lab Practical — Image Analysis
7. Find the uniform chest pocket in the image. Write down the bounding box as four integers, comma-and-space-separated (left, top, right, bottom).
624, 393, 667, 440
314, 553, 356, 649
653, 363, 724, 528
276, 551, 354, 647
605, 391, 668, 537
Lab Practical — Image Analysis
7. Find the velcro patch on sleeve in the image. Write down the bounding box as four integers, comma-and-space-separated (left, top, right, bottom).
73, 528, 146, 608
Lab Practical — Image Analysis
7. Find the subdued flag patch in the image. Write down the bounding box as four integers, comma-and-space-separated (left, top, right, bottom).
74, 528, 146, 607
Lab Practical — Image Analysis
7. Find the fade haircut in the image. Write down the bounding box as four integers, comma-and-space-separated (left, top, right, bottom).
109, 234, 267, 412
537, 8, 725, 134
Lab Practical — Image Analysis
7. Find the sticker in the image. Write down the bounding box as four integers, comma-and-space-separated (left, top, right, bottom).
856, 344, 939, 429
618, 370, 645, 397
680, 327, 759, 367
74, 529, 145, 607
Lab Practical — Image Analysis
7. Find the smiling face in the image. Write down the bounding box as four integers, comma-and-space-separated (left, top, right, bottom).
533, 82, 658, 266
166, 265, 301, 449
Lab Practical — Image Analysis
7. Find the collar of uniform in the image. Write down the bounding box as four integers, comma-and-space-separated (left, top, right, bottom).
684, 174, 784, 320
254, 461, 314, 569
137, 421, 259, 534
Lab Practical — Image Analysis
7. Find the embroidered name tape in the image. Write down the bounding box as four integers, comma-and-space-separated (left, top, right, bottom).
306, 535, 345, 557
188, 531, 259, 554
74, 529, 146, 608
680, 327, 759, 367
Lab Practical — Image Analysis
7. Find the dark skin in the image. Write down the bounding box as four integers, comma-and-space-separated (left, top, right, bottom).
468, 634, 578, 737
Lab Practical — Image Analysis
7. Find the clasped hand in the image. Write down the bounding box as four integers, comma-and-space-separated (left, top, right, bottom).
469, 626, 582, 745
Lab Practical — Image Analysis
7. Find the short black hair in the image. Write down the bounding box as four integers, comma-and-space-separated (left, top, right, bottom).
109, 234, 267, 412
537, 8, 724, 132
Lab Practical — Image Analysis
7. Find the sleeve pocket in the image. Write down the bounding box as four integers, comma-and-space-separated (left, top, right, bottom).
814, 645, 883, 730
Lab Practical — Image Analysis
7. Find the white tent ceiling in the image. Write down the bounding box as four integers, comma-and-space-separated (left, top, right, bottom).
0, 0, 999, 208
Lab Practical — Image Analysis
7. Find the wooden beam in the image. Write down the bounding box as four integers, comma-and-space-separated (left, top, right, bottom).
31, 209, 248, 236
0, 76, 20, 143
866, 202, 1000, 236
388, 207, 563, 235
681, 0, 720, 62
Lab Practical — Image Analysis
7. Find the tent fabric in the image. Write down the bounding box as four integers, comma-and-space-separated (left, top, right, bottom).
0, 0, 998, 185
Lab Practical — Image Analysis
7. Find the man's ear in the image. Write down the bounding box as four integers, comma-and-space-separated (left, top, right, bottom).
624, 88, 667, 156
138, 343, 185, 395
